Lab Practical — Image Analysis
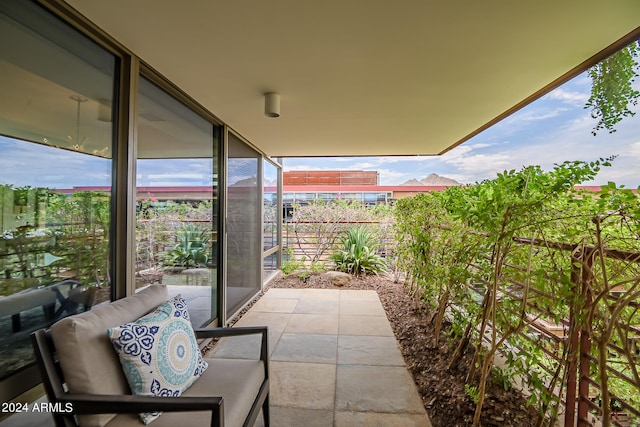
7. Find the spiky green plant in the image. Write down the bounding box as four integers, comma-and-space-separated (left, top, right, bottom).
331, 226, 387, 276
165, 223, 210, 268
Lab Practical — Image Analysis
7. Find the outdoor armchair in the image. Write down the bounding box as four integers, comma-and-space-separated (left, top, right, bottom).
30, 285, 269, 427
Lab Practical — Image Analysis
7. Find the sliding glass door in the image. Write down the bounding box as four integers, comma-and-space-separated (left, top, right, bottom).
135, 77, 220, 327
226, 133, 261, 319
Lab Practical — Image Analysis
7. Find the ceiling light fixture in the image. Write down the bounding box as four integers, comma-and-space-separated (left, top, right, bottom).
69, 94, 88, 151
97, 98, 112, 122
264, 92, 280, 118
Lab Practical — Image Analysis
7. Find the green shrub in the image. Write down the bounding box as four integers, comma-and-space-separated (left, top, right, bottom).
281, 247, 306, 274
331, 225, 387, 276
465, 384, 480, 404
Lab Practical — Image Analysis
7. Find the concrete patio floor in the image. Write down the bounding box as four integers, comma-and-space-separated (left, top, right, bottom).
0, 288, 432, 427
210, 288, 432, 427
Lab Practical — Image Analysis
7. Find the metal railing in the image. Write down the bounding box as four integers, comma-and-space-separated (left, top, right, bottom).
446, 236, 640, 427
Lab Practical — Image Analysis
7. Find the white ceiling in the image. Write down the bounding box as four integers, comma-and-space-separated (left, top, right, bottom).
64, 0, 640, 158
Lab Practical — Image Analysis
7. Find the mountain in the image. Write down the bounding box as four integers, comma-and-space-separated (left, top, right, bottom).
401, 178, 423, 186
401, 173, 461, 186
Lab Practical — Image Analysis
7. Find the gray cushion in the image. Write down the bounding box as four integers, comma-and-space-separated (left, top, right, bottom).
105, 358, 265, 427
0, 288, 56, 317
51, 285, 170, 427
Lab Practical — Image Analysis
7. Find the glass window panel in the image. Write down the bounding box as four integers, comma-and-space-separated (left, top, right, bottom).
227, 134, 260, 318
263, 252, 279, 281
0, 1, 115, 385
263, 160, 278, 252
318, 193, 335, 201
135, 77, 219, 328
338, 192, 358, 201
263, 160, 280, 283
364, 193, 377, 202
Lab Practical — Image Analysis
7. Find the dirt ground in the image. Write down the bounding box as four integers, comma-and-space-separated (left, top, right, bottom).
267, 272, 541, 427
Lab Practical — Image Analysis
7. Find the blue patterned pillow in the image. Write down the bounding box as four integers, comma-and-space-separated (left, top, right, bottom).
108, 295, 208, 424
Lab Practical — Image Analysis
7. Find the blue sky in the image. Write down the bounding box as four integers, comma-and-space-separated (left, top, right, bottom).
282, 73, 640, 188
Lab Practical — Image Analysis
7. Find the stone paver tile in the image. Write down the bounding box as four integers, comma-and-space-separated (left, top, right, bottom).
262, 288, 304, 299
209, 330, 281, 359
339, 315, 394, 336
250, 298, 298, 313
335, 411, 432, 427
271, 361, 336, 410
254, 407, 333, 427
338, 335, 405, 366
294, 299, 340, 315
336, 365, 425, 414
234, 311, 292, 332
284, 313, 339, 335
339, 289, 379, 301
301, 288, 341, 301
272, 333, 338, 364
340, 299, 386, 316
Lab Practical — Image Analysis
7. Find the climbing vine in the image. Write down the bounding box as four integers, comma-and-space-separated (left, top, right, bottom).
586, 41, 640, 135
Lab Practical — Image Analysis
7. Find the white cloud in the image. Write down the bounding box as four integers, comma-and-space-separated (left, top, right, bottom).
435, 173, 474, 183
565, 115, 596, 133
443, 145, 473, 158
628, 141, 640, 160
283, 162, 326, 171
1, 139, 111, 188
377, 155, 438, 163
591, 162, 640, 188
544, 88, 589, 106
377, 168, 409, 183
349, 161, 380, 170
436, 143, 512, 183
331, 157, 357, 162
446, 153, 511, 175
467, 142, 494, 149
520, 108, 568, 122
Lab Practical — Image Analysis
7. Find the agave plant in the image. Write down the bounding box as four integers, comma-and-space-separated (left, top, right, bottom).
331, 225, 388, 276
165, 223, 210, 268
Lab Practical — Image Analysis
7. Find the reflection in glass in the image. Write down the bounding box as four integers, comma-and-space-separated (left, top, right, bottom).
227, 134, 261, 318
0, 1, 115, 384
263, 252, 279, 281
135, 77, 219, 327
263, 159, 281, 283
263, 160, 279, 251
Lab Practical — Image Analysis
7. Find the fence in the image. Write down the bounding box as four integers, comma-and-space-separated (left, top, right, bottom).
525, 238, 638, 427
282, 219, 395, 267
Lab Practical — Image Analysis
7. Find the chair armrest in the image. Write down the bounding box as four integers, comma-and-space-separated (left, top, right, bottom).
61, 394, 224, 427
195, 326, 269, 375
194, 326, 268, 339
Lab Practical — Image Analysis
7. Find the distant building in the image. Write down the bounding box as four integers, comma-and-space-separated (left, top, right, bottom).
281, 170, 453, 218
283, 170, 379, 186
54, 173, 635, 210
